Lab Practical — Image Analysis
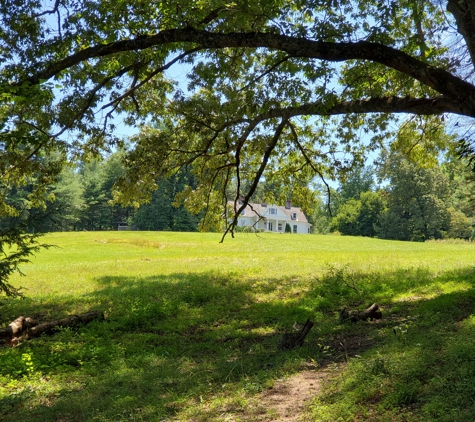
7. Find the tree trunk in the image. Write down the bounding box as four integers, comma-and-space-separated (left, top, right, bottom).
0, 316, 38, 341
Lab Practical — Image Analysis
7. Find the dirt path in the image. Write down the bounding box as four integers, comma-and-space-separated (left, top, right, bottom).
258, 370, 328, 421
240, 364, 335, 421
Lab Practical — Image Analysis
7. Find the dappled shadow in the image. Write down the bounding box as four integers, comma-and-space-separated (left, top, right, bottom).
311, 271, 475, 421
0, 272, 316, 421
1, 265, 475, 421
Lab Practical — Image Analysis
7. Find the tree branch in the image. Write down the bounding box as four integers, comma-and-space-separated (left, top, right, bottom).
53, 63, 139, 137
17, 28, 475, 116
447, 0, 475, 66
237, 54, 293, 92
207, 96, 459, 140
287, 121, 333, 217
100, 47, 202, 111
221, 118, 288, 241
30, 0, 61, 18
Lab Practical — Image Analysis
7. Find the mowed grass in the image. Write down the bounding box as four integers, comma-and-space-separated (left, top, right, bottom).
1, 231, 475, 421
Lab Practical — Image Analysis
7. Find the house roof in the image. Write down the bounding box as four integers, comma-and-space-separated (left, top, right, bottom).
228, 201, 311, 224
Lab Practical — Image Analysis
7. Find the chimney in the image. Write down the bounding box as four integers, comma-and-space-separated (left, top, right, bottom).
285, 200, 292, 209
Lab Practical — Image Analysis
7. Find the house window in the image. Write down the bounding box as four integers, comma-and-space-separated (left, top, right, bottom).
293, 225, 297, 233
278, 223, 282, 231
241, 209, 246, 216
269, 208, 277, 215
291, 212, 297, 220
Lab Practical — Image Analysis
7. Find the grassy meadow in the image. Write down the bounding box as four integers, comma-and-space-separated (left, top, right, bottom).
1, 231, 475, 421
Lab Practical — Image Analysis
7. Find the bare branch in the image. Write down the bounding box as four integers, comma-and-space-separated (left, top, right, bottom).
197, 7, 226, 26
52, 63, 139, 137
237, 55, 293, 93
30, 0, 61, 18
287, 121, 333, 216
447, 0, 475, 66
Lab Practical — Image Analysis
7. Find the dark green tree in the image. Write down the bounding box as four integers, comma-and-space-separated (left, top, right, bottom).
338, 165, 375, 203
442, 157, 475, 220
79, 160, 111, 230
132, 169, 200, 231
44, 167, 84, 231
332, 191, 386, 237
76, 153, 134, 230
445, 207, 473, 239
101, 153, 134, 229
331, 198, 361, 235
377, 157, 450, 241
0, 185, 53, 296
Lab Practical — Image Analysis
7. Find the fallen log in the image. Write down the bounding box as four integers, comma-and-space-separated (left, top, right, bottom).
339, 303, 382, 323
0, 316, 38, 340
1, 311, 104, 346
278, 318, 314, 350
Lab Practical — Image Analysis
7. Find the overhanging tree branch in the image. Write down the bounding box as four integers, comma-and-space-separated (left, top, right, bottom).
287, 121, 333, 217
100, 47, 202, 112
222, 118, 288, 241
15, 28, 475, 116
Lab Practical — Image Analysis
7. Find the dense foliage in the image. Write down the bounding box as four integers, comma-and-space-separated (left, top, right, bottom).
2, 1, 475, 225
328, 158, 475, 240
1, 155, 200, 233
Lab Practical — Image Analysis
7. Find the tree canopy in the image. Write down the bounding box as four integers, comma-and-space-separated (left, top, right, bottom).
1, 0, 475, 241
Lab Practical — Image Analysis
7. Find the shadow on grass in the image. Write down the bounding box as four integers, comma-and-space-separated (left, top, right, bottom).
311, 268, 475, 422
1, 266, 475, 421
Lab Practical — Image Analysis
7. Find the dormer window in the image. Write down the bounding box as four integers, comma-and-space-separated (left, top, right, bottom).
241, 209, 246, 216
291, 212, 297, 220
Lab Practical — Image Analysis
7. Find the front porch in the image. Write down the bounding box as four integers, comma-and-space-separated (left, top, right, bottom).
264, 218, 286, 233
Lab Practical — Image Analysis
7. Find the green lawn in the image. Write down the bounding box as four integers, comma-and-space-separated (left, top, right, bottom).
1, 232, 475, 421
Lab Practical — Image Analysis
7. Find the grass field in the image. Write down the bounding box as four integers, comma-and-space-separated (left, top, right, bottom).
1, 231, 475, 421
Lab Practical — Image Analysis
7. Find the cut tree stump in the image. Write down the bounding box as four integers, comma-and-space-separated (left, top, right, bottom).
339, 303, 382, 323
278, 318, 314, 350
0, 310, 104, 346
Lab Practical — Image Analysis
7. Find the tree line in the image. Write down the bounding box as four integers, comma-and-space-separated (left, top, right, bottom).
3, 148, 473, 242
312, 154, 475, 241
0, 152, 200, 234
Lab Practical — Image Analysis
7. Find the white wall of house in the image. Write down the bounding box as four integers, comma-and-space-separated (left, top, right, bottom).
290, 221, 311, 234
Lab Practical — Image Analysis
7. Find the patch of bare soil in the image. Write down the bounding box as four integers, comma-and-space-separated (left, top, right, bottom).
259, 370, 328, 421
241, 364, 336, 421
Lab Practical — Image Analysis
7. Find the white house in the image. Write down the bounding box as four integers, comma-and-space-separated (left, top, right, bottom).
228, 200, 312, 234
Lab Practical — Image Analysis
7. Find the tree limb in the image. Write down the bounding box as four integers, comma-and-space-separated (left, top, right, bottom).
222, 118, 288, 241
100, 47, 202, 111
17, 28, 475, 116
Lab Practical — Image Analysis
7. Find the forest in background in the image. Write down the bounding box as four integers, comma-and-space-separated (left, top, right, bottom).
313, 151, 475, 241
4, 148, 474, 242
1, 151, 201, 234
